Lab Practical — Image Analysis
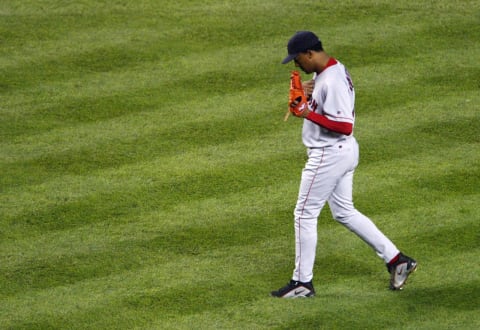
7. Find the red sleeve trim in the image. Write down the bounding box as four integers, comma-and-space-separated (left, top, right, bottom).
306, 111, 353, 135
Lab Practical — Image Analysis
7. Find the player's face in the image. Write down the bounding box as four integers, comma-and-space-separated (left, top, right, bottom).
294, 52, 313, 74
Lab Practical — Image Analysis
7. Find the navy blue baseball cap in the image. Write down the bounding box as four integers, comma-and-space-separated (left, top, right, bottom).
282, 31, 321, 64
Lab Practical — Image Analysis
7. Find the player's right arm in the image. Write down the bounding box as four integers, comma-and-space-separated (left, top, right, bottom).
304, 77, 354, 135
305, 111, 353, 135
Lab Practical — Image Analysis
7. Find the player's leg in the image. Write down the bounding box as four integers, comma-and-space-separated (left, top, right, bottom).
328, 138, 417, 289
272, 148, 340, 298
292, 150, 325, 283
292, 148, 345, 282
327, 139, 399, 263
328, 168, 399, 262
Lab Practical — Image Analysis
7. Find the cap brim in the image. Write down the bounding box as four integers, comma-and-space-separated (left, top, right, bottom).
281, 53, 297, 64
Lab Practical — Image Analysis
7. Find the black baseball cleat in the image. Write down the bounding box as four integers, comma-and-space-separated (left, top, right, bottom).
387, 253, 417, 290
271, 280, 315, 298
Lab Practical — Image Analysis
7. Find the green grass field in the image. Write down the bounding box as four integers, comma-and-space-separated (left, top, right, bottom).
1, 0, 479, 328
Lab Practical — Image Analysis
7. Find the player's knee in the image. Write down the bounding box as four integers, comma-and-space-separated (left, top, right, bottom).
334, 214, 349, 224
332, 210, 356, 224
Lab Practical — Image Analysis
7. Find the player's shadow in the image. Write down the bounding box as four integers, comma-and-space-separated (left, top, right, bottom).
397, 281, 479, 312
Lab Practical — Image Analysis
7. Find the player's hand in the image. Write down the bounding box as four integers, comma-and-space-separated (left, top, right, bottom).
303, 79, 315, 99
289, 71, 310, 117
289, 97, 310, 117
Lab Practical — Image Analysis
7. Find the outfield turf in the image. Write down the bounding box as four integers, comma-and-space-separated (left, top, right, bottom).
1, 0, 479, 328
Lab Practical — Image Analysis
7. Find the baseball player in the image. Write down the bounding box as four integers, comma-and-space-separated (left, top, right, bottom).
271, 31, 417, 298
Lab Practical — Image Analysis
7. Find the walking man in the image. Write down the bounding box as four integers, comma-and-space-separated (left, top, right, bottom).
271, 31, 417, 298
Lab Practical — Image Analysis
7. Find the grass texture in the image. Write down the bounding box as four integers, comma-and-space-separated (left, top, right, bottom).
1, 0, 479, 329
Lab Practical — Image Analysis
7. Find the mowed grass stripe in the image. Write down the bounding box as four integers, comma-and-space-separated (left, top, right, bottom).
2, 94, 476, 217
2, 82, 477, 189
1, 202, 477, 313
0, 123, 301, 221
0, 109, 279, 185
1, 148, 477, 297
0, 147, 301, 237
1, 30, 284, 111
2, 0, 476, 82
0, 181, 297, 298
2, 2, 476, 133
1, 118, 476, 239
2, 194, 476, 293
2, 127, 477, 264
2, 159, 477, 271
2, 3, 291, 141
3, 29, 477, 157
0, 179, 297, 266
1, 104, 474, 300
0, 80, 287, 163
158, 273, 478, 330
3, 14, 478, 117
1, 49, 282, 139
1, 226, 477, 328
2, 78, 477, 170
1, 1, 296, 101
